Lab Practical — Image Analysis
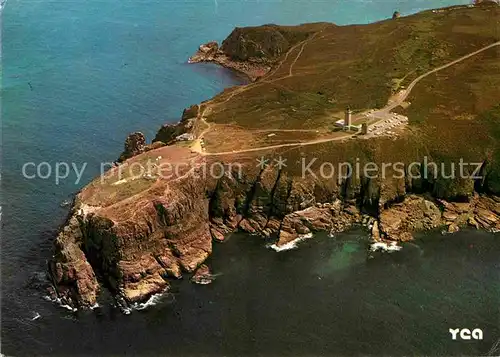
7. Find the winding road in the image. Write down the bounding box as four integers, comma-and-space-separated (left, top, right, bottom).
196, 40, 500, 157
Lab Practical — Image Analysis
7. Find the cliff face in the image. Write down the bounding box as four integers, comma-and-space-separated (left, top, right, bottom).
48, 214, 100, 308
187, 23, 327, 80
48, 5, 500, 309
153, 104, 199, 144
48, 144, 500, 309
219, 25, 307, 62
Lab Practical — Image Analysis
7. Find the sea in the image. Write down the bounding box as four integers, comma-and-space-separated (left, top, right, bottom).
2, 0, 499, 355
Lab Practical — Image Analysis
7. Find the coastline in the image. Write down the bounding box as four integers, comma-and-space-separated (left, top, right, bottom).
47, 145, 500, 310
6, 0, 500, 356
187, 41, 272, 81
47, 3, 500, 311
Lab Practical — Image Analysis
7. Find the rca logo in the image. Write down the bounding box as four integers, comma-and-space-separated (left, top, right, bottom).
449, 328, 483, 340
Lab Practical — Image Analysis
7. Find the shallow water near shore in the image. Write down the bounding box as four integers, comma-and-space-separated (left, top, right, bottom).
2, 0, 498, 355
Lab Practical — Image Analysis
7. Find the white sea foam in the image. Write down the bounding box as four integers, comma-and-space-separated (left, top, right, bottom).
100, 292, 168, 315
60, 199, 71, 207
31, 312, 41, 321
43, 295, 78, 312
194, 278, 212, 285
269, 233, 313, 252
119, 305, 132, 315
370, 241, 402, 253
130, 292, 165, 311
119, 290, 171, 314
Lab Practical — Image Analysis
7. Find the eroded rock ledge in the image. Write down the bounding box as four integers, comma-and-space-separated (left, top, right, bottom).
47, 14, 500, 310
188, 41, 271, 81
188, 23, 326, 80
47, 144, 500, 309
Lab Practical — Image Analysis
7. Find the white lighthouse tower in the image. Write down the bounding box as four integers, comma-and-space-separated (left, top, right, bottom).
344, 106, 352, 131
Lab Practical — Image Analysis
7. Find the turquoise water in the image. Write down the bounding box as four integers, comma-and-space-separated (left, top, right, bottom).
4, 0, 498, 355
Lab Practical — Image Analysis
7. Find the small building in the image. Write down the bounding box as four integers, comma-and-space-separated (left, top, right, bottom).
335, 119, 345, 128
175, 133, 195, 141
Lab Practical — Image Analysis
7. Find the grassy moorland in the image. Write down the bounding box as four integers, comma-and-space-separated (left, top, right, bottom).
194, 3, 500, 198
207, 4, 498, 127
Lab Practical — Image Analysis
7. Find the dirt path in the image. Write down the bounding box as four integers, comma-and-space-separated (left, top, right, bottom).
253, 129, 320, 133
288, 28, 325, 77
203, 132, 353, 156
266, 36, 313, 78
189, 28, 328, 153
203, 27, 326, 108
197, 41, 500, 156
288, 42, 308, 77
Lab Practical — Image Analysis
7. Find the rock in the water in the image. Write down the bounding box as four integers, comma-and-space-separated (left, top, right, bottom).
210, 227, 226, 242
447, 223, 460, 234
191, 264, 214, 285
188, 41, 220, 63
371, 220, 381, 241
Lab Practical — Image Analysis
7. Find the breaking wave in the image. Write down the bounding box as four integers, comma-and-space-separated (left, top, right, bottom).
43, 295, 100, 312
370, 241, 402, 253
43, 295, 78, 312
269, 233, 313, 252
119, 290, 172, 315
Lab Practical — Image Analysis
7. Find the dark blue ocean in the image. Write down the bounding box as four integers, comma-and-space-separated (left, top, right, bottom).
2, 0, 499, 355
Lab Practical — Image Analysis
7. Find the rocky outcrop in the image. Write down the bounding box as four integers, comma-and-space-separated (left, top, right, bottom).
49, 141, 500, 309
441, 195, 500, 232
189, 41, 271, 81
117, 132, 146, 163
47, 214, 100, 308
117, 134, 166, 163
471, 195, 500, 229
378, 193, 500, 240
379, 195, 442, 241
371, 220, 381, 241
48, 12, 500, 311
277, 202, 360, 245
191, 264, 215, 285
188, 41, 220, 63
188, 24, 323, 80
153, 104, 199, 145
220, 26, 294, 62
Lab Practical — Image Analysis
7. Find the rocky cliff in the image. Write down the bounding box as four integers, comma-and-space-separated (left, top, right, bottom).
48, 143, 500, 309
48, 4, 500, 309
188, 23, 327, 80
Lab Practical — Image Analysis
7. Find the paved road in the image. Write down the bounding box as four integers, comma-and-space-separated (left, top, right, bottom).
372, 41, 500, 118
201, 41, 500, 156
